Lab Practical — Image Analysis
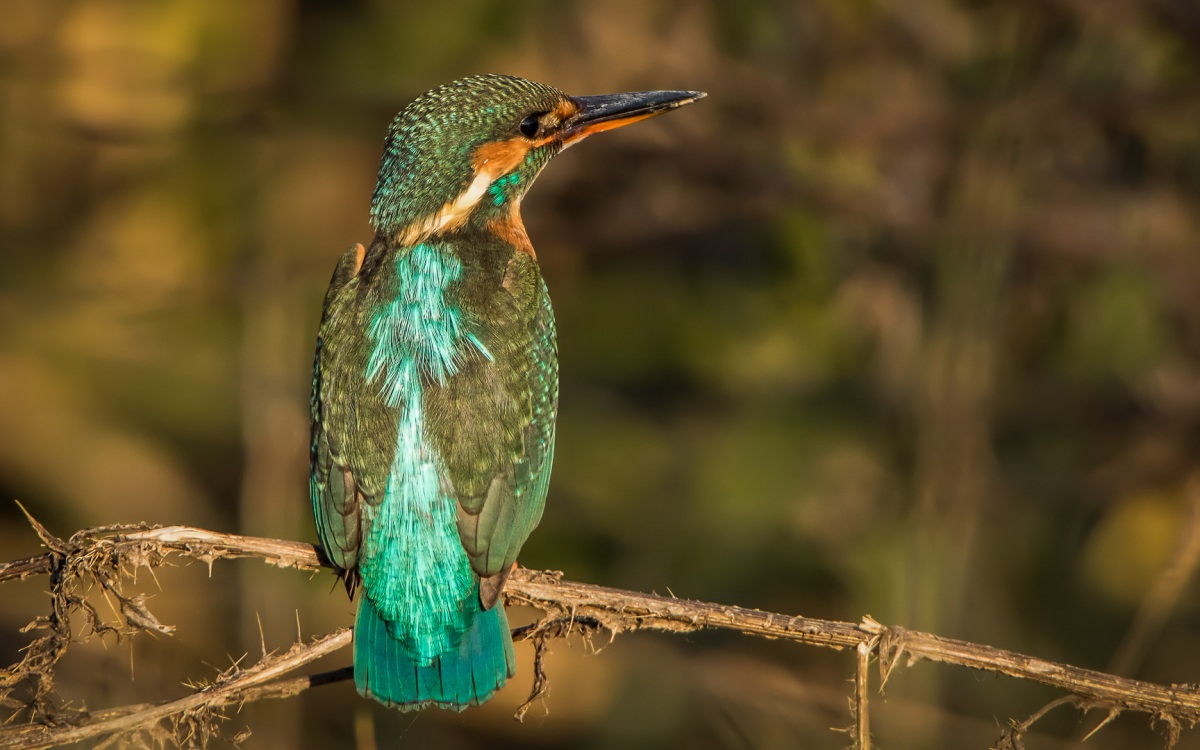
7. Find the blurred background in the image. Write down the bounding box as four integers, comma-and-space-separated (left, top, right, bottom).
2, 0, 1200, 748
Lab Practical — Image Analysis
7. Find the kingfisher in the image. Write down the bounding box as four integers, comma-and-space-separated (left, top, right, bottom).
309, 74, 703, 711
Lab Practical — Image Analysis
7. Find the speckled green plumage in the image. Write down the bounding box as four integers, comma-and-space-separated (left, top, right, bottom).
310, 74, 701, 712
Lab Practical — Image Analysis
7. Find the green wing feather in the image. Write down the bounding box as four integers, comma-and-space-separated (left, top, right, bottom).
310, 243, 399, 580
471, 270, 556, 573
425, 250, 558, 599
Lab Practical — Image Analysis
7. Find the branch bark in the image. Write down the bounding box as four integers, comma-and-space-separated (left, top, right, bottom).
2, 523, 1199, 749
1, 631, 351, 750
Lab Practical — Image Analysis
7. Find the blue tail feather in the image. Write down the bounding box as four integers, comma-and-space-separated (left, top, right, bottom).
354, 594, 514, 711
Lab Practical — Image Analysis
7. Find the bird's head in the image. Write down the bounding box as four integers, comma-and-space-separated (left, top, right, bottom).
370, 74, 704, 245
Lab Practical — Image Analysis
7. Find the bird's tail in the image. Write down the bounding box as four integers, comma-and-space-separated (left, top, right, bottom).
353, 594, 515, 711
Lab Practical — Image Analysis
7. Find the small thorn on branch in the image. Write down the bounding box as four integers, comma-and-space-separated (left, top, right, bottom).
14, 501, 67, 556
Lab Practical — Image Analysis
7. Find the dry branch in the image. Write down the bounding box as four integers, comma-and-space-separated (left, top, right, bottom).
2, 522, 1199, 749
1, 631, 351, 750
854, 641, 873, 750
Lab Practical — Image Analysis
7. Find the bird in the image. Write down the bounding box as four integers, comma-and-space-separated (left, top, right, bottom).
309, 74, 704, 711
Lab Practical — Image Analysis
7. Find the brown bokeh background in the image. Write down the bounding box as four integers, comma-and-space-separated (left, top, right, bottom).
3, 1, 1200, 748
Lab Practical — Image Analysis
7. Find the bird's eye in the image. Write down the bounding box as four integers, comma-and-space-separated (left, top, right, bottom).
519, 113, 543, 138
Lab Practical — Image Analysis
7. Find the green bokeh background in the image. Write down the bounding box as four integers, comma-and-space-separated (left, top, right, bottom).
2, 1, 1199, 748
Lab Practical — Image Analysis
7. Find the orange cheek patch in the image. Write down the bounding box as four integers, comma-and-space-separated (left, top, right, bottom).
471, 138, 530, 177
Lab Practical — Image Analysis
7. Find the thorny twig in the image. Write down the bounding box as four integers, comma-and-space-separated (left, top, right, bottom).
510, 614, 604, 721
2, 521, 1200, 748
1, 630, 351, 750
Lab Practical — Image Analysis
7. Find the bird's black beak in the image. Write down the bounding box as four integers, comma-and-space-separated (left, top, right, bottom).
562, 89, 706, 143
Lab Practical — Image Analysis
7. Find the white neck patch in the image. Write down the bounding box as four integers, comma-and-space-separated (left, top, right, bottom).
396, 167, 502, 247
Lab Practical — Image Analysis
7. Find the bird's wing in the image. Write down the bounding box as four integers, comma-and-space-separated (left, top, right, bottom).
310, 243, 398, 587
426, 252, 558, 606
